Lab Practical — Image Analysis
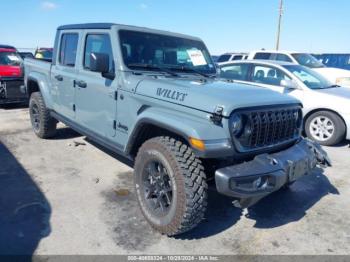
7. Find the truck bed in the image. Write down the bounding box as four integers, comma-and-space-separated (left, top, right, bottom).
24, 58, 52, 77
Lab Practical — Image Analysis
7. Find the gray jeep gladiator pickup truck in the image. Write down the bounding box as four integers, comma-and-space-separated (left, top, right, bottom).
24, 23, 330, 236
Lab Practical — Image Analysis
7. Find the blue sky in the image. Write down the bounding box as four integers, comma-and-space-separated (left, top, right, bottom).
1, 0, 349, 54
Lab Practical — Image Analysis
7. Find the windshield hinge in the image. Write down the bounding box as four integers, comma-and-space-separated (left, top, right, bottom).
210, 106, 224, 124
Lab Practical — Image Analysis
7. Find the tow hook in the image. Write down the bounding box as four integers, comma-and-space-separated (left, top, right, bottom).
306, 139, 332, 167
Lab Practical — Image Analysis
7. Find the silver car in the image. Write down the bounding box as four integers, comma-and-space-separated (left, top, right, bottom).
219, 60, 350, 146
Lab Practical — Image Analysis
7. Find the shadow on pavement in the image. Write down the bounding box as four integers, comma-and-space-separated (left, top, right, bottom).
0, 102, 28, 110
179, 168, 337, 239
0, 141, 51, 257
247, 168, 338, 228
53, 127, 82, 140
178, 184, 242, 240
43, 126, 338, 238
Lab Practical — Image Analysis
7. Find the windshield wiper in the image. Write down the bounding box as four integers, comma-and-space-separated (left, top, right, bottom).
326, 84, 340, 88
127, 63, 179, 77
169, 66, 214, 78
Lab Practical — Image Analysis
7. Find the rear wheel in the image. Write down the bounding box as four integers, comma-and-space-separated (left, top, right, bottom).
29, 92, 57, 138
305, 111, 345, 146
134, 136, 207, 236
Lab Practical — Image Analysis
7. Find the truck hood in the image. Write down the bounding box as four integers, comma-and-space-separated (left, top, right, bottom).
135, 77, 300, 117
0, 65, 22, 78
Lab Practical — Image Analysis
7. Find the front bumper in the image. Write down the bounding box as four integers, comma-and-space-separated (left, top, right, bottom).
215, 139, 330, 208
343, 114, 350, 140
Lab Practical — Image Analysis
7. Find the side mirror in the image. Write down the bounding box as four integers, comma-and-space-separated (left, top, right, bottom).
280, 79, 298, 90
89, 52, 115, 80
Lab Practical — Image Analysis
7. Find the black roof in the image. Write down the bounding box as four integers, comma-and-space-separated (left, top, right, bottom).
57, 23, 115, 30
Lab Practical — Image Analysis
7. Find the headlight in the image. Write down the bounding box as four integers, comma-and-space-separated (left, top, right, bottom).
336, 77, 350, 86
230, 113, 243, 136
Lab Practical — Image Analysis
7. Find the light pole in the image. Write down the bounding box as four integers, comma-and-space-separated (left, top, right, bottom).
276, 0, 284, 50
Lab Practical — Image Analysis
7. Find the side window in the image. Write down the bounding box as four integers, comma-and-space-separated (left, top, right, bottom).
253, 52, 272, 60
84, 34, 114, 72
252, 65, 291, 86
59, 33, 78, 67
275, 53, 293, 62
220, 64, 250, 81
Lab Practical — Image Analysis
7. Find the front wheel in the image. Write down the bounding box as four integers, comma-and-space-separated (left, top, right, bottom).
305, 111, 345, 146
134, 136, 208, 236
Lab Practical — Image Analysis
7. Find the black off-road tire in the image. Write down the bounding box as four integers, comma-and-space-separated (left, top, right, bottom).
29, 92, 57, 139
134, 136, 208, 236
305, 111, 345, 146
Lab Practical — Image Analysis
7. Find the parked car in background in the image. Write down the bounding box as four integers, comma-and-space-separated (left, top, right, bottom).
0, 44, 17, 51
24, 23, 329, 236
34, 48, 53, 61
219, 60, 350, 146
217, 52, 248, 64
248, 50, 350, 88
313, 53, 350, 71
19, 52, 34, 59
211, 55, 219, 62
0, 47, 27, 105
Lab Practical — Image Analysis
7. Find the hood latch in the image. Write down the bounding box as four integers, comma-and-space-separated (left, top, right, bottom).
210, 106, 224, 124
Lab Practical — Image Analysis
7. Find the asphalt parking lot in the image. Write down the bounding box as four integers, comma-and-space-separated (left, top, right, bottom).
1, 105, 350, 256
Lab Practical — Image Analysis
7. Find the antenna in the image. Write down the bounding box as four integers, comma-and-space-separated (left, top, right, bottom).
276, 0, 284, 50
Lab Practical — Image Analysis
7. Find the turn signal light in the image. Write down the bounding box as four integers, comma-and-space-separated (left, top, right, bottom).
189, 137, 206, 151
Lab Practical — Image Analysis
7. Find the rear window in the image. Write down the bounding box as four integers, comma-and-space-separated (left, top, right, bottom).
217, 54, 232, 63
35, 50, 53, 60
59, 33, 79, 67
0, 52, 22, 66
232, 55, 243, 61
275, 53, 292, 62
253, 52, 272, 60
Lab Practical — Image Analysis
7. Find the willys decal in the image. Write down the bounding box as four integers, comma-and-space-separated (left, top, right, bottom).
156, 88, 188, 102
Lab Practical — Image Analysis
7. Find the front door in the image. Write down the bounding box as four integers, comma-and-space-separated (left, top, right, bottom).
250, 64, 293, 93
51, 31, 81, 119
75, 31, 117, 138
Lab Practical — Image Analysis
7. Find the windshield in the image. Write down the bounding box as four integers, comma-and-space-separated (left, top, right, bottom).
291, 53, 325, 68
0, 52, 22, 66
119, 30, 216, 75
284, 65, 334, 89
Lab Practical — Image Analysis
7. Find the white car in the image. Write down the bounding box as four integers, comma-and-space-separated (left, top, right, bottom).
248, 50, 350, 87
219, 60, 350, 146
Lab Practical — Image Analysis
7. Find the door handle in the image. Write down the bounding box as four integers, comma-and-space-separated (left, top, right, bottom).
54, 75, 63, 81
74, 80, 87, 88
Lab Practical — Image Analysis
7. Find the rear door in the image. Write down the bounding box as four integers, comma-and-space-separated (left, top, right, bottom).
50, 31, 81, 120
75, 30, 118, 138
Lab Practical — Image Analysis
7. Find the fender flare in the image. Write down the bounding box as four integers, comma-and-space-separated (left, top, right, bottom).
125, 107, 232, 158
26, 72, 54, 109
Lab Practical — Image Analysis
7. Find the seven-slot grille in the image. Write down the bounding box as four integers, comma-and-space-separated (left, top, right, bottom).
237, 106, 301, 150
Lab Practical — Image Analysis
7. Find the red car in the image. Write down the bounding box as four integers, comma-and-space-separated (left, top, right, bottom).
0, 47, 27, 105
